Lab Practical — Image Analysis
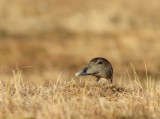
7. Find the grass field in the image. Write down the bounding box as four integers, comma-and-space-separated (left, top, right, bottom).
0, 0, 160, 118
0, 70, 160, 119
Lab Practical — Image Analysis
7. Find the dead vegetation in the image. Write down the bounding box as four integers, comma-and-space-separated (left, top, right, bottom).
0, 0, 160, 118
0, 70, 159, 119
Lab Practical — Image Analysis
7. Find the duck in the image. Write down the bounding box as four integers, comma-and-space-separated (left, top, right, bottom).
75, 57, 113, 83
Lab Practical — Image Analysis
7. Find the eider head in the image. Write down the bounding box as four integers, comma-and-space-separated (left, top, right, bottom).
75, 57, 113, 83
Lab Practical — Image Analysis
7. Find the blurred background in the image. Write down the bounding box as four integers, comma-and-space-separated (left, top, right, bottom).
0, 0, 160, 82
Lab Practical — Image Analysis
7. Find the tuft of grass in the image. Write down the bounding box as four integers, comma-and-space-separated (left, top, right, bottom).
0, 70, 159, 119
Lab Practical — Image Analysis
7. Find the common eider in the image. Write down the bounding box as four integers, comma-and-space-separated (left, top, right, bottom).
75, 57, 113, 83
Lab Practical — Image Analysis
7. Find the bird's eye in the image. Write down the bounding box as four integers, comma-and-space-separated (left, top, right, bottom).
97, 60, 103, 64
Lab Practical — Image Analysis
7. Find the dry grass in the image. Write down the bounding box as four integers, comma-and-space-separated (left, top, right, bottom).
0, 70, 159, 119
0, 0, 160, 35
0, 38, 159, 81
0, 0, 160, 78
0, 0, 160, 118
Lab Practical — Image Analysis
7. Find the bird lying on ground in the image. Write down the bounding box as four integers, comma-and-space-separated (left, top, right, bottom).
75, 57, 113, 83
